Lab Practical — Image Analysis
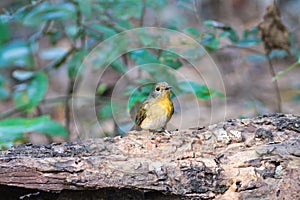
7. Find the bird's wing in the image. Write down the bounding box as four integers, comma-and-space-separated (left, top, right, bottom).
170, 102, 174, 118
135, 100, 148, 126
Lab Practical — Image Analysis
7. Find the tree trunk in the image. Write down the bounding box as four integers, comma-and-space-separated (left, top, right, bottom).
0, 113, 299, 199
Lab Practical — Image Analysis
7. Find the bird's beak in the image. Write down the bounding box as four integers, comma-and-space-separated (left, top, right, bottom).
166, 86, 172, 90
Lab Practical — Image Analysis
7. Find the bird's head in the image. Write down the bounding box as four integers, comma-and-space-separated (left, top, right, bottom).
150, 82, 172, 99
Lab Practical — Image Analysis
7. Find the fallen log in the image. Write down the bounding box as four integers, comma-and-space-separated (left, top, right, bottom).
0, 113, 299, 199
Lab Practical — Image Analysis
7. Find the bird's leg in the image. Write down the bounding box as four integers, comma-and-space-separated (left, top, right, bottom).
150, 127, 172, 135
160, 127, 171, 134
149, 129, 156, 133
148, 129, 157, 138
164, 129, 171, 134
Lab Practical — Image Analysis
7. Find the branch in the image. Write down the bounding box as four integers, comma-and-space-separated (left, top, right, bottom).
103, 11, 128, 32
266, 54, 282, 112
217, 44, 282, 112
28, 21, 51, 43
0, 114, 299, 199
3, 0, 43, 19
140, 0, 146, 27
65, 78, 75, 139
44, 47, 77, 72
218, 44, 265, 55
193, 0, 201, 24
272, 60, 300, 81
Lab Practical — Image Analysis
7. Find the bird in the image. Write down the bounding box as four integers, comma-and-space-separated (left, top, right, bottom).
134, 82, 174, 133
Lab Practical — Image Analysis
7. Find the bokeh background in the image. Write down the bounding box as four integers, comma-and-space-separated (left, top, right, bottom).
0, 0, 299, 149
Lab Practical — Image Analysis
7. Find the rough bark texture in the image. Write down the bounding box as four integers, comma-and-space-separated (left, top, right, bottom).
0, 113, 299, 199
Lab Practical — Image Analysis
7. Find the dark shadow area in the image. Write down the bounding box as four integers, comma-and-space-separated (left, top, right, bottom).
0, 185, 180, 200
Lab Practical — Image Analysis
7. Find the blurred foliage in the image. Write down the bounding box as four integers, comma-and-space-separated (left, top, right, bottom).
13, 71, 48, 112
272, 59, 300, 81
0, 115, 68, 150
0, 0, 298, 149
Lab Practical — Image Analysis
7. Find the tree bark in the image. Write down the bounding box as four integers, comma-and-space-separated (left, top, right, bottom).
0, 113, 299, 199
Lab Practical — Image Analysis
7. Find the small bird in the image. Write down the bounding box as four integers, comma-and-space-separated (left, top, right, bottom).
135, 82, 174, 132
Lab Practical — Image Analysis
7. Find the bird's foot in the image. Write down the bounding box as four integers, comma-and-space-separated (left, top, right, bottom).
163, 129, 171, 134
155, 128, 171, 134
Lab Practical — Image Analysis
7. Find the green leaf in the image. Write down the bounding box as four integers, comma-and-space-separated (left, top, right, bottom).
236, 26, 261, 47
96, 83, 107, 95
135, 78, 154, 85
68, 50, 86, 78
90, 23, 117, 39
183, 27, 201, 37
179, 81, 224, 99
159, 51, 182, 70
219, 28, 239, 43
208, 88, 225, 98
65, 25, 80, 39
13, 87, 28, 108
243, 26, 259, 38
22, 2, 76, 26
130, 50, 181, 90
293, 94, 300, 102
0, 22, 10, 45
235, 38, 261, 47
27, 71, 48, 107
98, 103, 113, 119
116, 20, 132, 29
112, 0, 142, 20
124, 85, 136, 96
177, 0, 193, 10
201, 33, 219, 51
205, 20, 239, 43
0, 14, 10, 23
268, 50, 288, 59
13, 71, 48, 111
126, 85, 152, 110
139, 31, 158, 46
0, 40, 33, 68
98, 102, 123, 119
147, 0, 168, 9
12, 70, 35, 81
0, 131, 23, 150
292, 84, 300, 102
130, 49, 158, 65
0, 115, 68, 137
110, 59, 127, 73
76, 0, 92, 20
39, 47, 68, 60
204, 20, 225, 28
128, 92, 146, 110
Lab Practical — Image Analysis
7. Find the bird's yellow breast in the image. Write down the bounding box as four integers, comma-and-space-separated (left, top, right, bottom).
139, 96, 173, 130
157, 97, 173, 119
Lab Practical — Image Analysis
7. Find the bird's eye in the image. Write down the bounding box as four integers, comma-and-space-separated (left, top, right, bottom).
155, 87, 160, 91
